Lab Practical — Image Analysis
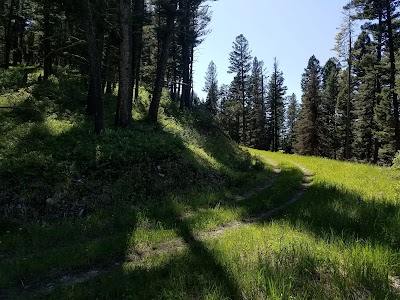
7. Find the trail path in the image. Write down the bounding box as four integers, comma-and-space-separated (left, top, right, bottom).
6, 158, 313, 298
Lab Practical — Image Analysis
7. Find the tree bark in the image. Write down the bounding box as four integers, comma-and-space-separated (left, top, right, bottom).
83, 0, 104, 134
115, 0, 133, 128
386, 0, 400, 151
3, 0, 17, 68
132, 0, 144, 102
43, 1, 52, 81
148, 0, 178, 122
373, 13, 383, 163
345, 34, 352, 160
179, 0, 191, 111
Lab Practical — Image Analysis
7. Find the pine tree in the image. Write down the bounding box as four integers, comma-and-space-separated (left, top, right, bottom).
220, 78, 242, 143
375, 87, 396, 163
319, 57, 340, 158
284, 93, 299, 153
352, 31, 376, 162
335, 1, 356, 159
335, 69, 354, 160
248, 57, 267, 149
228, 34, 252, 145
266, 58, 287, 152
203, 61, 218, 115
149, 0, 179, 122
295, 55, 322, 155
352, 0, 400, 160
81, 0, 105, 134
115, 0, 134, 128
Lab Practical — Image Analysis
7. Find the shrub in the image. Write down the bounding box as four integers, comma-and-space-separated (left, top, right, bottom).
392, 151, 400, 170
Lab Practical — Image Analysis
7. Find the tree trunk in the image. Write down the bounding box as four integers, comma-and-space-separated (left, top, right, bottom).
373, 14, 383, 163
386, 0, 400, 151
3, 0, 17, 68
115, 0, 133, 128
241, 67, 246, 145
180, 0, 192, 111
103, 37, 113, 95
87, 77, 96, 114
148, 1, 178, 122
83, 0, 104, 134
345, 32, 352, 159
190, 43, 194, 104
133, 0, 144, 102
43, 2, 52, 80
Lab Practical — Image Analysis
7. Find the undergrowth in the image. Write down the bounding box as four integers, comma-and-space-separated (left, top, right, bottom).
0, 66, 267, 229
2, 66, 399, 299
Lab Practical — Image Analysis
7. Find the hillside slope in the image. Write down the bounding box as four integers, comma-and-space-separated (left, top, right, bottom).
0, 67, 269, 229
1, 68, 400, 299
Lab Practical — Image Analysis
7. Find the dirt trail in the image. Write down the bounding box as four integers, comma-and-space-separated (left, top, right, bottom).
234, 158, 281, 202
197, 161, 313, 239
6, 159, 313, 298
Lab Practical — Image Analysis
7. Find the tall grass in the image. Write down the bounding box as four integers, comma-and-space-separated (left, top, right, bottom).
1, 67, 400, 299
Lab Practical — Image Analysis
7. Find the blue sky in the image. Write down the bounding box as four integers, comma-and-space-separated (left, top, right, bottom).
193, 0, 350, 101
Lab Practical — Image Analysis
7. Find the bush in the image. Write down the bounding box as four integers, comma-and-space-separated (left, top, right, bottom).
392, 151, 400, 170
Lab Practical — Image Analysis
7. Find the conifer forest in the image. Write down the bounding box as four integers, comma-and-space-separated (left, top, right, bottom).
1, 0, 399, 164
1, 0, 400, 299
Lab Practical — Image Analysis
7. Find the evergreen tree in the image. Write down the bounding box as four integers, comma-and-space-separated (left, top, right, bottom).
149, 0, 179, 122
203, 61, 218, 115
220, 78, 242, 143
295, 55, 322, 156
115, 0, 134, 128
352, 31, 376, 162
335, 1, 356, 159
335, 69, 354, 160
248, 57, 267, 149
284, 93, 299, 153
375, 87, 396, 163
228, 34, 252, 145
266, 58, 287, 152
352, 0, 400, 160
319, 57, 340, 158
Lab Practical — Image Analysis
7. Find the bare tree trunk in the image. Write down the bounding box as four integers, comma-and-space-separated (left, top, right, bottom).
179, 0, 191, 111
148, 0, 178, 122
83, 0, 104, 134
241, 67, 247, 145
43, 2, 52, 80
190, 43, 194, 104
373, 14, 383, 163
345, 35, 352, 159
115, 0, 133, 127
87, 77, 96, 114
103, 38, 113, 95
3, 0, 17, 68
386, 0, 400, 151
132, 0, 144, 102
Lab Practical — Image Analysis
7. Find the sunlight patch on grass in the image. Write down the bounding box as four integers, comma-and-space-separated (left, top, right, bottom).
204, 221, 397, 299
187, 144, 223, 171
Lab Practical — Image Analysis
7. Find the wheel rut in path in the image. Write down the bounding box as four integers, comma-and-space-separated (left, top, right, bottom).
197, 161, 313, 239
234, 157, 281, 202
6, 159, 313, 298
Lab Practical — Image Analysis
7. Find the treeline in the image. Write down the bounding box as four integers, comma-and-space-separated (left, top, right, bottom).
205, 1, 399, 164
0, 0, 211, 132
203, 35, 292, 153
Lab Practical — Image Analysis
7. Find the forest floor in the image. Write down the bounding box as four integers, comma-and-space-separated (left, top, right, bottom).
1, 67, 400, 299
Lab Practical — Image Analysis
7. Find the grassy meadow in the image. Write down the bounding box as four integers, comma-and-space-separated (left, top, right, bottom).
1, 67, 400, 299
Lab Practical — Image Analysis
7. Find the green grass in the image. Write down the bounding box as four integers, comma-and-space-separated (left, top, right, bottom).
1, 67, 400, 299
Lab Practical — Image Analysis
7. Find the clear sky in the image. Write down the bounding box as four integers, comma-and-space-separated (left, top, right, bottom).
193, 0, 350, 101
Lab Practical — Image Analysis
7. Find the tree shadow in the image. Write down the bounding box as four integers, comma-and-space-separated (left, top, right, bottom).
1, 73, 268, 298
268, 180, 400, 252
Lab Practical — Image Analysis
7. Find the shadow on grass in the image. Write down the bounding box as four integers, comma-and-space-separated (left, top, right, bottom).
1, 71, 269, 298
272, 181, 400, 252
11, 70, 397, 299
